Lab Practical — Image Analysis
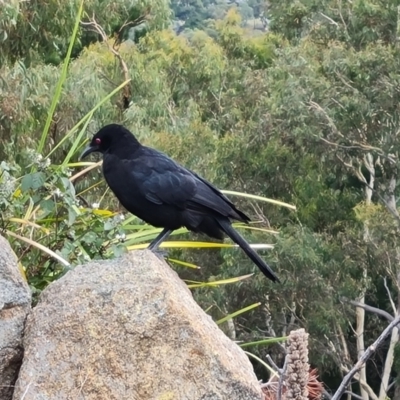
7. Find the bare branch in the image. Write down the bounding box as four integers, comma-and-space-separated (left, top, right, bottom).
338, 367, 380, 400
337, 323, 352, 364
114, 13, 148, 47
319, 12, 339, 26
266, 354, 281, 374
308, 101, 393, 161
363, 153, 374, 176
337, 0, 350, 39
334, 72, 356, 92
308, 100, 343, 138
379, 323, 399, 399
335, 155, 400, 227
383, 175, 400, 221
383, 277, 397, 315
331, 315, 400, 400
277, 356, 287, 400
80, 18, 131, 107
354, 285, 368, 400
347, 299, 394, 322
326, 137, 390, 158
336, 153, 355, 170
311, 110, 397, 164
343, 391, 365, 400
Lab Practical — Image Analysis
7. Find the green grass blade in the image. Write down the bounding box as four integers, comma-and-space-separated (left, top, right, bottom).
44, 79, 131, 160
221, 190, 296, 210
167, 258, 201, 269
6, 230, 70, 267
127, 241, 238, 250
204, 305, 214, 313
244, 351, 278, 376
122, 224, 159, 230
216, 302, 261, 325
62, 111, 93, 166
239, 337, 287, 348
232, 224, 279, 234
124, 227, 187, 241
66, 162, 99, 167
37, 0, 84, 155
186, 273, 253, 288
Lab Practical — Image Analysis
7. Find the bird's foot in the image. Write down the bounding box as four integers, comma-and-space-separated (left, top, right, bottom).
150, 248, 168, 261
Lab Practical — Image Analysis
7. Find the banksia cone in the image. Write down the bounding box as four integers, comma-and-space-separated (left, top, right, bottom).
285, 328, 310, 400
261, 328, 323, 400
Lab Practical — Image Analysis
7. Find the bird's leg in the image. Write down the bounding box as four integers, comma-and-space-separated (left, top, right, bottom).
148, 228, 173, 251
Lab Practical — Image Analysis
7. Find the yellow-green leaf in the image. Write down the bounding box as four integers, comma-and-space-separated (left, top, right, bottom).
92, 209, 117, 217
6, 230, 70, 267
221, 190, 296, 210
8, 218, 49, 234
244, 351, 278, 376
239, 337, 287, 348
216, 302, 261, 324
127, 241, 238, 250
186, 273, 253, 288
167, 258, 201, 269
18, 262, 27, 282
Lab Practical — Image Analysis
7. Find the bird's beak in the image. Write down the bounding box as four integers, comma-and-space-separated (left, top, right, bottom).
79, 145, 98, 160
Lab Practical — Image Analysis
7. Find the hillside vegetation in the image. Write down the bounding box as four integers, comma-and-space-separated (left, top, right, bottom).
1, 0, 399, 396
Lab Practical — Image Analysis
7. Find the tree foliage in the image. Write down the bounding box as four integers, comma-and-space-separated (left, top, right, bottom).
1, 0, 400, 396
0, 0, 171, 66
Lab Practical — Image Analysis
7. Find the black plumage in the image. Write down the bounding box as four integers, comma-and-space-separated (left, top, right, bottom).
80, 124, 279, 282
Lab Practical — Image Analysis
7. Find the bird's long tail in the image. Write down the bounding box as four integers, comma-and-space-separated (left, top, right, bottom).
216, 217, 279, 283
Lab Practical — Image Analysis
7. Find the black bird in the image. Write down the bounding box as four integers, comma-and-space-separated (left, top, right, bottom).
80, 124, 279, 282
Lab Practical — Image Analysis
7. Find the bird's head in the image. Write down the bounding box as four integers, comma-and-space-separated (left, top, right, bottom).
79, 124, 140, 160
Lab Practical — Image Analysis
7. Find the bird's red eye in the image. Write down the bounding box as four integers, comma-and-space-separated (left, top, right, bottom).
95, 138, 101, 145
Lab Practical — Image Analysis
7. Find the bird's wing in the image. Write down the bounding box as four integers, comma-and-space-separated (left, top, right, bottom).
134, 148, 248, 220
188, 170, 250, 222
134, 152, 198, 209
189, 170, 235, 207
144, 170, 198, 209
186, 181, 237, 218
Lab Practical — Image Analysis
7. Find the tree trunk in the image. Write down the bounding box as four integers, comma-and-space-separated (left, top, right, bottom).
356, 293, 369, 400
356, 153, 375, 400
379, 269, 400, 399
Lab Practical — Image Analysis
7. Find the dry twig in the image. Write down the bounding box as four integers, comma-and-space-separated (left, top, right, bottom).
331, 315, 400, 400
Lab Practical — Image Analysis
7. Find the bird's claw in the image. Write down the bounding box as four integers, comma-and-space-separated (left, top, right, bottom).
150, 248, 168, 260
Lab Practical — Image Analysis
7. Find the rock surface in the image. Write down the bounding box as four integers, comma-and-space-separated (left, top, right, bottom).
13, 250, 263, 400
0, 235, 31, 400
